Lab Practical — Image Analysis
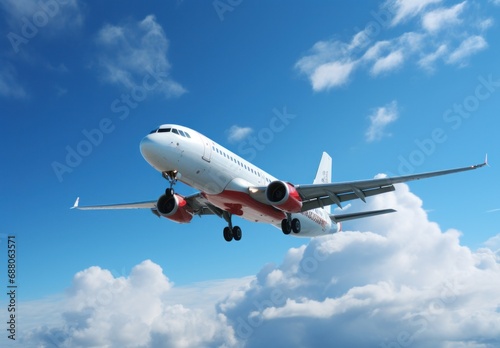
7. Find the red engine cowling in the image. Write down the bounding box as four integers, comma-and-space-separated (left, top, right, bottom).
156, 193, 193, 223
266, 181, 303, 213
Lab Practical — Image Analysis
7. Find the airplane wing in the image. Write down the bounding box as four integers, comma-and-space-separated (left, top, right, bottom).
72, 193, 221, 217
330, 209, 396, 223
296, 159, 487, 211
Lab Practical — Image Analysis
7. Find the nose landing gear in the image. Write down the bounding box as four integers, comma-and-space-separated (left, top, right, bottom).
162, 170, 180, 197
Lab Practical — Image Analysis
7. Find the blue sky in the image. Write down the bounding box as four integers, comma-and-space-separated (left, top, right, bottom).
1, 0, 500, 346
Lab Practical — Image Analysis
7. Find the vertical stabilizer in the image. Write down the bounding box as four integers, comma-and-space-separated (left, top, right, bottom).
313, 152, 332, 213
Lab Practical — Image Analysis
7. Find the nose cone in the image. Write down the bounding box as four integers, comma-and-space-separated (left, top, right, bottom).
140, 135, 154, 159
140, 135, 165, 171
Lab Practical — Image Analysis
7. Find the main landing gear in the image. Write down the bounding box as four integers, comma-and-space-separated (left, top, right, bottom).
162, 170, 180, 197
281, 214, 301, 235
222, 211, 242, 242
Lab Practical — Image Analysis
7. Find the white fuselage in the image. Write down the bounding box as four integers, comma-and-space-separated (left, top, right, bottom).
140, 124, 339, 237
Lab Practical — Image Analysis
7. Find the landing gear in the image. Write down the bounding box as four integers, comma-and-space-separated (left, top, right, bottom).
281, 219, 291, 235
281, 215, 301, 235
232, 226, 242, 241
162, 170, 179, 197
223, 227, 233, 242
291, 218, 301, 234
222, 212, 242, 242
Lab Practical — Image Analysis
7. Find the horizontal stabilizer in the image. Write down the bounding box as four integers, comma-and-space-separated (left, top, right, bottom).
330, 208, 396, 223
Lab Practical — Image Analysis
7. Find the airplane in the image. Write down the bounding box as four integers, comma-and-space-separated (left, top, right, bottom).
72, 124, 487, 242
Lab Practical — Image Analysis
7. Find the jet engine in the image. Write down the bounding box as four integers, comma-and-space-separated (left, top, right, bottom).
156, 193, 193, 223
266, 181, 303, 213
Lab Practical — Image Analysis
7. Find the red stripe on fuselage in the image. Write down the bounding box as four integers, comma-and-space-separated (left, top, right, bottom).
204, 190, 286, 223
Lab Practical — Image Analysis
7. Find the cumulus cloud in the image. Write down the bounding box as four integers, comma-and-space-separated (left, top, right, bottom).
484, 234, 500, 253
421, 1, 466, 33
95, 15, 186, 98
20, 183, 500, 347
219, 182, 500, 347
22, 260, 239, 347
365, 100, 399, 142
295, 1, 493, 91
227, 125, 253, 143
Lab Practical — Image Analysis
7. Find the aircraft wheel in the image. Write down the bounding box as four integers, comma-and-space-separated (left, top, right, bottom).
223, 227, 233, 242
281, 219, 291, 235
232, 226, 242, 241
292, 218, 301, 234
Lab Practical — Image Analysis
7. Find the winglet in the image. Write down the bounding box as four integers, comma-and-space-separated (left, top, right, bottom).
71, 197, 80, 209
472, 154, 489, 169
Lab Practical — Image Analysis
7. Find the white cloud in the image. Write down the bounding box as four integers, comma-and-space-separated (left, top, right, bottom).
219, 182, 500, 347
421, 1, 466, 33
365, 100, 399, 142
21, 260, 240, 347
19, 183, 500, 347
385, 0, 442, 25
295, 1, 492, 92
227, 125, 253, 143
484, 234, 500, 253
95, 15, 186, 98
309, 60, 357, 90
447, 35, 488, 66
294, 40, 358, 90
418, 44, 448, 72
371, 49, 404, 76
2, 0, 84, 35
478, 17, 494, 31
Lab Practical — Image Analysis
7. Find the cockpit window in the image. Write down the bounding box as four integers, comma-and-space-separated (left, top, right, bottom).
152, 127, 191, 139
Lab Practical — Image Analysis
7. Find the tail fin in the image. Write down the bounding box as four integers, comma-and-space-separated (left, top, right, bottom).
313, 152, 332, 213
